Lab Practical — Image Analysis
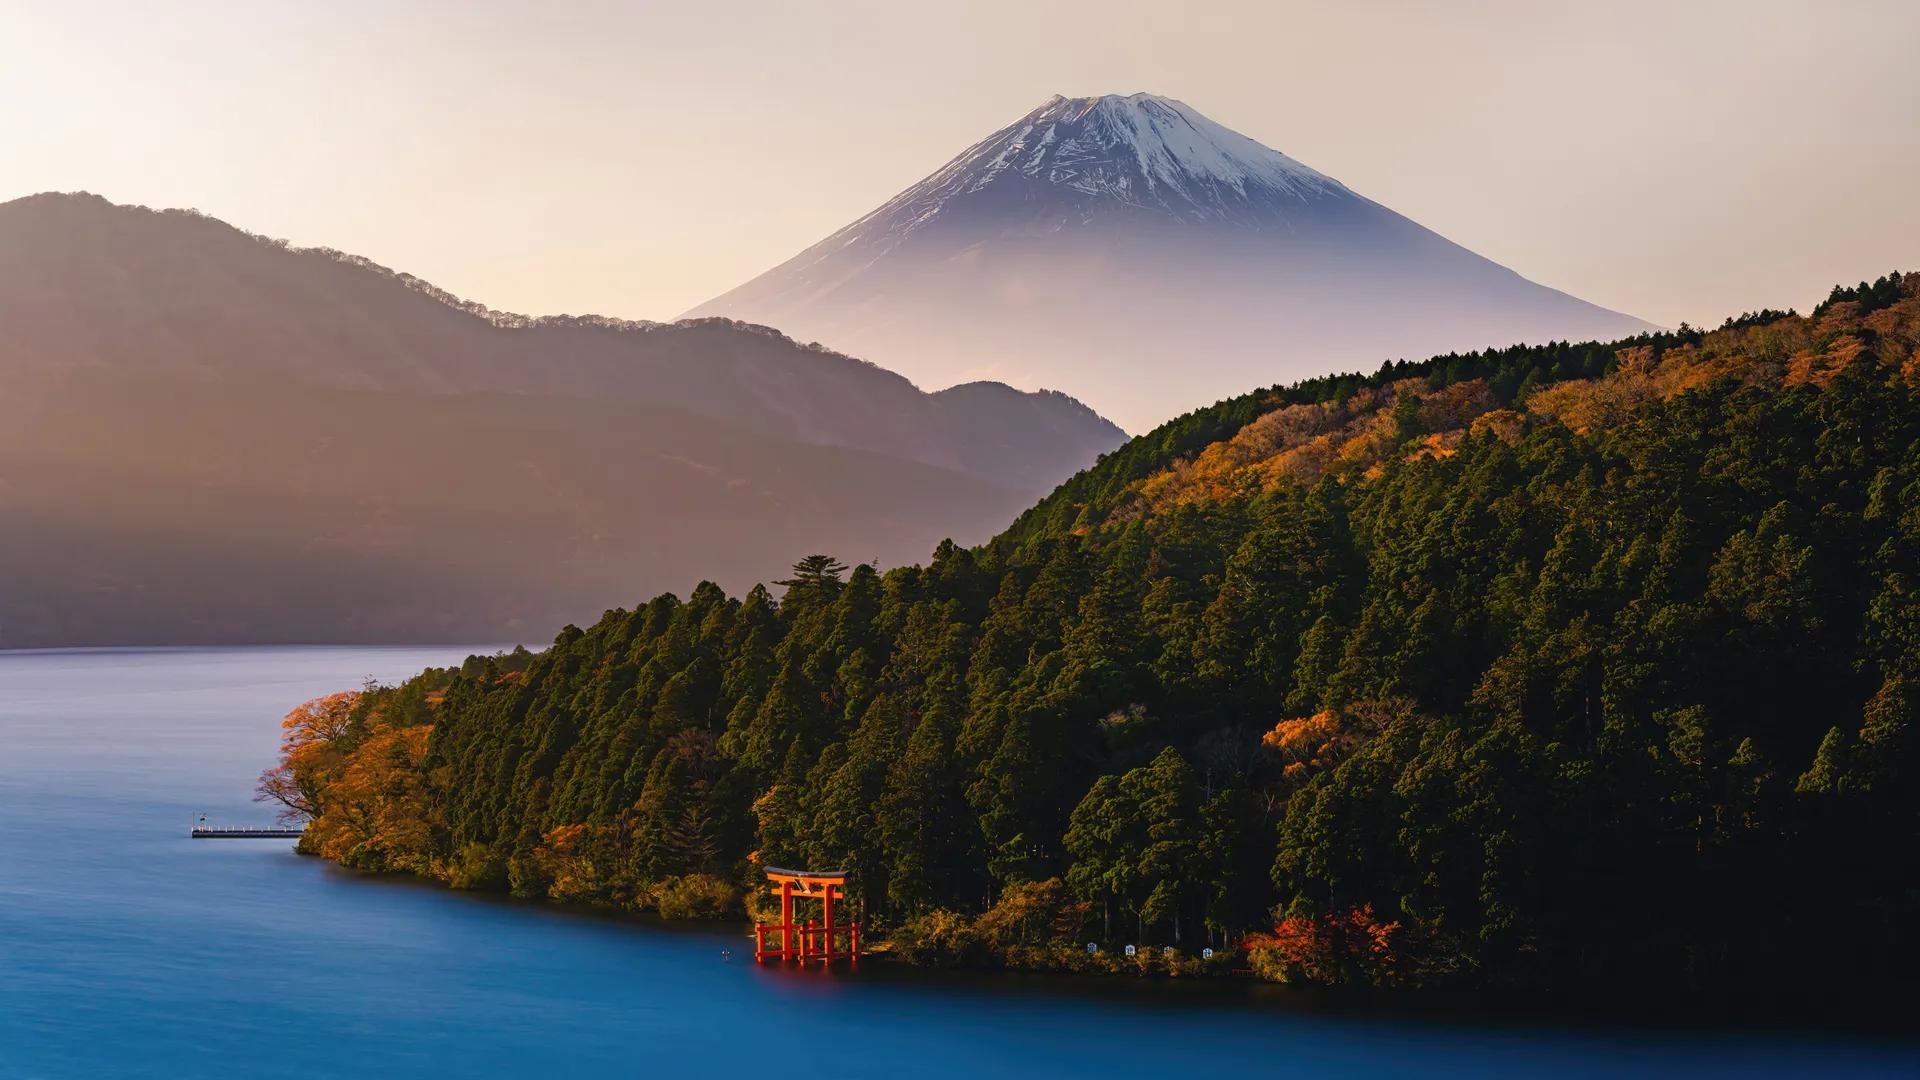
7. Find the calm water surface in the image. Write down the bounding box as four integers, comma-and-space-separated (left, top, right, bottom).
1, 646, 1913, 1078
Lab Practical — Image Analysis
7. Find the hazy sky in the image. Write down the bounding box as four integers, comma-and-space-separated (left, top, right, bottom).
3, 1, 1916, 361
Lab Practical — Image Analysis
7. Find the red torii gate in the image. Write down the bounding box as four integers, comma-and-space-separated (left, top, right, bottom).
754, 867, 860, 964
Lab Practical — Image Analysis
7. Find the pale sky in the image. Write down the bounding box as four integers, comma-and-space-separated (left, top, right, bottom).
3, 1, 1916, 363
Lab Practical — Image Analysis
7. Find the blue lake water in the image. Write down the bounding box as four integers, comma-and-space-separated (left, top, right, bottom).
1, 646, 1914, 1078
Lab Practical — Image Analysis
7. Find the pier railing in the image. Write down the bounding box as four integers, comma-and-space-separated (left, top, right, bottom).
190, 822, 306, 839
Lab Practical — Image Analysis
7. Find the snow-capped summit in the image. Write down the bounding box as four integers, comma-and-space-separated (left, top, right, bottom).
687, 93, 1654, 431
993, 94, 1349, 208
876, 93, 1349, 239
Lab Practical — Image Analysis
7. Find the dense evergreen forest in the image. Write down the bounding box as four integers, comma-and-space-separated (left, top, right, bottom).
270, 273, 1920, 994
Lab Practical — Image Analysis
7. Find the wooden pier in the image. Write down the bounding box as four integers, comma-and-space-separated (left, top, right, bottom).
190, 814, 304, 839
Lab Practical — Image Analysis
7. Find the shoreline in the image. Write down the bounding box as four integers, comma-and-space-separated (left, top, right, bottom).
303, 851, 1920, 1042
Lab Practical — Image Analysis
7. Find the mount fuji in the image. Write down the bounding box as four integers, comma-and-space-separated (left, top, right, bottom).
687, 93, 1656, 431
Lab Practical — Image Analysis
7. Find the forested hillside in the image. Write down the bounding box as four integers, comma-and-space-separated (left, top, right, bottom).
273, 273, 1920, 994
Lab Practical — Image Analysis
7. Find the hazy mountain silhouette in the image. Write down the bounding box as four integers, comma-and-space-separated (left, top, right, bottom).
688, 93, 1657, 431
0, 193, 1123, 646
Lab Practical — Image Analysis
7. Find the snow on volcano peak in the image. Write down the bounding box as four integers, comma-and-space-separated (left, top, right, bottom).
1036, 93, 1347, 205
838, 93, 1355, 248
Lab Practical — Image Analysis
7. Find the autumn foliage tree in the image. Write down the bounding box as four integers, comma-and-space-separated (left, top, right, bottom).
254, 690, 360, 823
255, 686, 444, 873
1246, 904, 1408, 986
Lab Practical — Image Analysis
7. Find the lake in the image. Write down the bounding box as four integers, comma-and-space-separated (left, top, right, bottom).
0, 646, 1911, 1078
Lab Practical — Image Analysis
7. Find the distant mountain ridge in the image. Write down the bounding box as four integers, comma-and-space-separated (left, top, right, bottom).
688, 92, 1656, 432
0, 192, 1125, 646
0, 192, 1122, 491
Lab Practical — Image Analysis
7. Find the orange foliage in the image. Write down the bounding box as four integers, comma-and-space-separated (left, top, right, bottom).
1411, 430, 1463, 460
1418, 378, 1498, 431
297, 722, 438, 872
534, 823, 608, 903
1263, 699, 1416, 786
1255, 429, 1348, 484
255, 691, 361, 823
1469, 408, 1527, 444
1263, 710, 1359, 779
1135, 397, 1354, 512
1247, 904, 1403, 986
282, 691, 360, 750
259, 688, 442, 873
1786, 334, 1869, 387
1130, 379, 1506, 513
1112, 283, 1920, 525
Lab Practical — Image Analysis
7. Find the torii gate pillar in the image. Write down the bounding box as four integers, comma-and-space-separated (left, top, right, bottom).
754, 867, 859, 964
